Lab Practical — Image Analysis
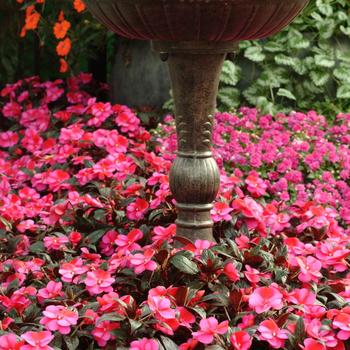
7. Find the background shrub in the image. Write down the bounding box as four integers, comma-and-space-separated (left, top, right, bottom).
220, 0, 350, 116
2, 0, 350, 117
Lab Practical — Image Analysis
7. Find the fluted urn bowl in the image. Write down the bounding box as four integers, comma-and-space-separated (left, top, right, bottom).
85, 0, 309, 242
85, 0, 308, 42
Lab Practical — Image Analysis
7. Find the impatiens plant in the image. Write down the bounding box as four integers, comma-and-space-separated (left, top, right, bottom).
1, 75, 350, 349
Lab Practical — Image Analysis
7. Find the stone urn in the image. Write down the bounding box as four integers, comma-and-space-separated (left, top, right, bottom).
85, 0, 309, 242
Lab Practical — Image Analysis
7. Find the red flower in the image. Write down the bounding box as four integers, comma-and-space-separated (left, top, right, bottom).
230, 331, 252, 350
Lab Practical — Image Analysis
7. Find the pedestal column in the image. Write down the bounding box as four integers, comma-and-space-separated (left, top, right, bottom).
153, 42, 236, 242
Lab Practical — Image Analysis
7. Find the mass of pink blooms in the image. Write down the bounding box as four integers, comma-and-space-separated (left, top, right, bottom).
0, 74, 350, 350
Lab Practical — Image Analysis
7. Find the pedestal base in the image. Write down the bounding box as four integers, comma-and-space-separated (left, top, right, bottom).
154, 41, 236, 242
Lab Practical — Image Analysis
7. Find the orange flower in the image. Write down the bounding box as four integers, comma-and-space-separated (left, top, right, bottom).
59, 59, 69, 73
54, 20, 71, 39
24, 6, 41, 31
73, 0, 86, 13
20, 27, 27, 38
58, 10, 65, 22
56, 38, 72, 57
25, 12, 41, 30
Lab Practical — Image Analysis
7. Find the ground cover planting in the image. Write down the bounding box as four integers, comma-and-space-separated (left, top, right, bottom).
0, 75, 350, 349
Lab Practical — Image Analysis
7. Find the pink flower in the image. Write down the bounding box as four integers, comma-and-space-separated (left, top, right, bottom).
58, 258, 88, 283
192, 317, 228, 344
258, 319, 289, 348
43, 236, 69, 251
37, 281, 63, 303
21, 331, 54, 350
115, 229, 143, 253
126, 198, 149, 221
245, 174, 267, 197
89, 102, 113, 126
21, 108, 50, 132
296, 256, 322, 283
148, 295, 176, 319
193, 239, 215, 256
230, 331, 252, 350
305, 319, 337, 347
301, 338, 326, 350
130, 338, 159, 350
211, 202, 233, 222
92, 320, 119, 346
100, 230, 119, 256
244, 264, 269, 284
129, 248, 157, 274
287, 288, 316, 306
152, 224, 176, 245
0, 334, 23, 350
0, 131, 19, 148
40, 305, 78, 334
84, 269, 114, 295
249, 285, 284, 314
333, 311, 350, 340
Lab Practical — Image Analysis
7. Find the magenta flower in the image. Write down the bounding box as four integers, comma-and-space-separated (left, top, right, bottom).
333, 311, 350, 340
301, 338, 326, 350
37, 281, 63, 304
249, 285, 284, 314
192, 317, 228, 344
40, 305, 78, 334
296, 256, 322, 283
43, 236, 69, 251
21, 331, 54, 350
0, 334, 23, 350
129, 248, 157, 274
115, 228, 143, 253
126, 198, 149, 221
211, 202, 233, 222
92, 320, 119, 346
151, 224, 176, 245
130, 338, 159, 350
230, 331, 252, 350
148, 295, 176, 319
84, 269, 115, 295
258, 319, 289, 349
245, 174, 267, 197
223, 262, 240, 282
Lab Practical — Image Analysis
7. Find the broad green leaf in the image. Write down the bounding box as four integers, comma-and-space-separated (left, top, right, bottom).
244, 46, 265, 62
337, 85, 350, 99
170, 254, 199, 275
277, 88, 296, 100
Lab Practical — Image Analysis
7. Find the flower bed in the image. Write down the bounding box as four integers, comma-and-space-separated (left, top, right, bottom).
0, 75, 350, 350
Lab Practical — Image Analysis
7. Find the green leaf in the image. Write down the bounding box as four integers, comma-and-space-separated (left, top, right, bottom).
30, 241, 45, 253
277, 88, 296, 100
64, 336, 79, 350
334, 65, 350, 82
217, 87, 240, 109
274, 54, 297, 67
337, 85, 350, 99
170, 254, 199, 275
159, 336, 178, 350
310, 70, 330, 86
314, 54, 335, 68
220, 60, 241, 86
97, 313, 125, 324
294, 316, 306, 344
244, 46, 265, 62
84, 228, 109, 244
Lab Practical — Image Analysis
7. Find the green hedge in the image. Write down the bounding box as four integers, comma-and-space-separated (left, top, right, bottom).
218, 0, 350, 116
